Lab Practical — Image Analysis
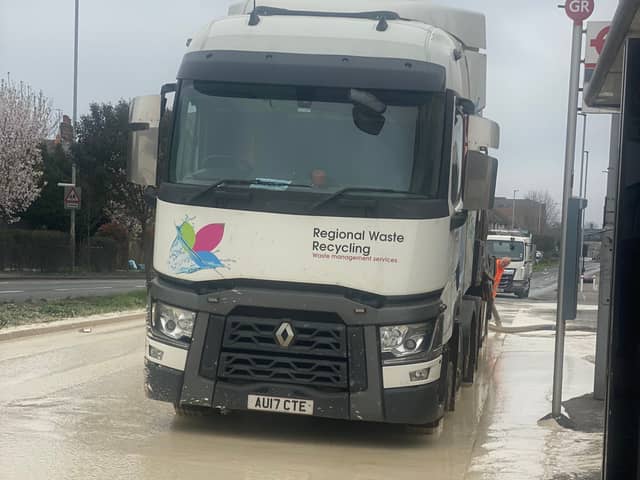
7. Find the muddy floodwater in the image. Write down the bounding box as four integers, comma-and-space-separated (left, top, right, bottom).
0, 295, 602, 480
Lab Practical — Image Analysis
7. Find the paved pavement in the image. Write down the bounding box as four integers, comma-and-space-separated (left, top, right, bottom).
0, 278, 146, 302
496, 260, 600, 329
0, 271, 603, 479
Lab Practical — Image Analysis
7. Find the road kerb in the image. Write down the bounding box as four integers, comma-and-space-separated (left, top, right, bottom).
0, 310, 146, 342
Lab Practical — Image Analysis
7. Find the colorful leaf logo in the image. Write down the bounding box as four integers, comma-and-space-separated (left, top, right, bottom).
193, 223, 225, 252
173, 221, 226, 272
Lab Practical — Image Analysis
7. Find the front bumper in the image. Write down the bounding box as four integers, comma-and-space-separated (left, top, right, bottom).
498, 275, 527, 293
144, 277, 445, 425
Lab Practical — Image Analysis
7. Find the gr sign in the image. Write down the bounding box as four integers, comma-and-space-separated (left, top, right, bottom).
565, 0, 595, 23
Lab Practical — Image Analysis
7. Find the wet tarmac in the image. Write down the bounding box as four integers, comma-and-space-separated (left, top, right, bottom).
0, 298, 603, 479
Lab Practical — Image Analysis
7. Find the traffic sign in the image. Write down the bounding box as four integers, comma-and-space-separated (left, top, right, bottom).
64, 186, 82, 210
565, 0, 594, 23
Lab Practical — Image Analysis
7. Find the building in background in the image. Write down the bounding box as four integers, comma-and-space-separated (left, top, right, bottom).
489, 197, 546, 233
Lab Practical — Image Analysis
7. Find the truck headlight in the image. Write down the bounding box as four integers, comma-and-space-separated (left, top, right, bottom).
379, 322, 435, 358
154, 302, 196, 342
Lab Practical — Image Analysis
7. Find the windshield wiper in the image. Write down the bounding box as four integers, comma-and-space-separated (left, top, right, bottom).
189, 178, 311, 202
308, 187, 421, 212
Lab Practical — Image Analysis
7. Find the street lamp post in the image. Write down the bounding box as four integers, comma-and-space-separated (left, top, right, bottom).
579, 149, 589, 199
579, 113, 588, 197
581, 152, 590, 274
70, 0, 79, 272
511, 189, 519, 230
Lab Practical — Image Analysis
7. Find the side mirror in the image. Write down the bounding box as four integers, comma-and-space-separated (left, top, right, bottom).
128, 95, 161, 186
450, 210, 468, 231
352, 105, 385, 136
463, 151, 498, 210
468, 115, 500, 151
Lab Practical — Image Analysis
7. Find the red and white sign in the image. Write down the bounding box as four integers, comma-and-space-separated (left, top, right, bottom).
583, 21, 614, 113
585, 22, 610, 74
565, 0, 594, 23
64, 186, 82, 210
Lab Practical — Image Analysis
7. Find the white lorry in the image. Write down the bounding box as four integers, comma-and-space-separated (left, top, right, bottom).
487, 230, 535, 298
128, 0, 500, 429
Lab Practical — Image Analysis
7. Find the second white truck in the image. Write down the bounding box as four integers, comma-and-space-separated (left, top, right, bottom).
487, 230, 535, 298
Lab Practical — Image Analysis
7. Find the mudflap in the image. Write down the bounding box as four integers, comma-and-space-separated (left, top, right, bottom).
460, 296, 482, 384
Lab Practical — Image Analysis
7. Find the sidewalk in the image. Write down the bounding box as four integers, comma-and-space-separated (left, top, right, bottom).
466, 297, 603, 479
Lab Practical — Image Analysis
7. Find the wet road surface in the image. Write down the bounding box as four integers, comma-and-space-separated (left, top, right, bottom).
0, 320, 601, 479
0, 319, 502, 480
0, 269, 602, 479
0, 278, 145, 302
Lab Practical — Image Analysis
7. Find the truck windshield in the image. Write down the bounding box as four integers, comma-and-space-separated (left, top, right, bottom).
487, 240, 525, 262
170, 81, 445, 196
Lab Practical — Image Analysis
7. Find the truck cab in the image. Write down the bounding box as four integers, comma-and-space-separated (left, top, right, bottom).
487, 230, 535, 298
129, 0, 500, 429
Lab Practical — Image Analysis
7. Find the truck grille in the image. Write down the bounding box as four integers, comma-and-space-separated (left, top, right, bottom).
500, 273, 514, 289
212, 311, 350, 390
222, 316, 347, 358
218, 352, 348, 389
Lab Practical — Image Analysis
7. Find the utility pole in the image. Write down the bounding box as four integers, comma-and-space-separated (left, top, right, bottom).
581, 151, 589, 274
579, 113, 588, 198
70, 0, 79, 272
511, 189, 519, 230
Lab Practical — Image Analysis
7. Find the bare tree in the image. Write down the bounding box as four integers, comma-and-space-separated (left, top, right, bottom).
0, 79, 54, 223
526, 189, 560, 233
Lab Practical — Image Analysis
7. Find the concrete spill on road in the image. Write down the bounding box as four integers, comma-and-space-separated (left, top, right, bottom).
0, 291, 603, 479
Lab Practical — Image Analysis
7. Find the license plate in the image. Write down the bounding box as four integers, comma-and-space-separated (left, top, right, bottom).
247, 394, 314, 416
497, 288, 505, 293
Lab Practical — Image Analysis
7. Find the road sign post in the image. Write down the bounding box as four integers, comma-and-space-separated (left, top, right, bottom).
551, 0, 594, 420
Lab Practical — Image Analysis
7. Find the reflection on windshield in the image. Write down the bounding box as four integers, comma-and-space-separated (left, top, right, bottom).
170, 81, 445, 196
487, 240, 525, 262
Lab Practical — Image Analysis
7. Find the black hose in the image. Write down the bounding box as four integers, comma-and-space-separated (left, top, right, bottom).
489, 323, 596, 334
489, 302, 596, 333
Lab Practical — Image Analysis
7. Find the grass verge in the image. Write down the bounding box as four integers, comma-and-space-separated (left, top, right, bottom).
0, 290, 147, 329
533, 258, 559, 272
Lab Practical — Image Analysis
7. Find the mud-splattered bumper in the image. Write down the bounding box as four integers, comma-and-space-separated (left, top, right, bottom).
144, 359, 183, 403
145, 330, 443, 425
145, 277, 445, 425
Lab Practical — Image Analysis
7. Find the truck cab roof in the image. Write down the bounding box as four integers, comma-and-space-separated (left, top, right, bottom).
185, 0, 487, 110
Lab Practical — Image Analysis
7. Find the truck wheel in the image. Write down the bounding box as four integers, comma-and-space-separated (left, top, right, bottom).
516, 281, 531, 299
173, 403, 215, 417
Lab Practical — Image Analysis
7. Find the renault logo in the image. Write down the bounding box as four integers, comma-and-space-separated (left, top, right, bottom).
275, 322, 295, 347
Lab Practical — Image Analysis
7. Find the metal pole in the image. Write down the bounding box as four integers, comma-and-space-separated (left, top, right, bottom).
552, 20, 583, 418
70, 0, 79, 272
581, 152, 589, 274
511, 189, 518, 230
579, 114, 588, 198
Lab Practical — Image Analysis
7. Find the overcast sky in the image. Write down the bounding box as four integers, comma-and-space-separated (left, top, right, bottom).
0, 0, 621, 225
